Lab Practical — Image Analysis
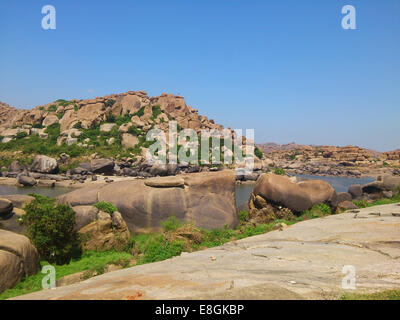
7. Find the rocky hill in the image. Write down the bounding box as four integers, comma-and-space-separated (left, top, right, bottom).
0, 91, 224, 137
259, 144, 400, 177
256, 142, 304, 154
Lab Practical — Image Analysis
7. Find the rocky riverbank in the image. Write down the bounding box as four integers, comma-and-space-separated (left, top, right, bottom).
1, 168, 399, 298
10, 202, 400, 300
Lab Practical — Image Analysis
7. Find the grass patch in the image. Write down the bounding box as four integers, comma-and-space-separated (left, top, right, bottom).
274, 168, 285, 175
340, 289, 400, 300
354, 193, 400, 208
93, 201, 117, 215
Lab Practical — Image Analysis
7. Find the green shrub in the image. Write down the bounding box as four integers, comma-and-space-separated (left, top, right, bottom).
22, 195, 81, 265
106, 114, 116, 123
73, 122, 83, 129
151, 105, 162, 120
161, 216, 185, 232
115, 114, 131, 126
134, 234, 184, 264
56, 99, 71, 107
354, 200, 369, 208
133, 106, 145, 117
57, 112, 65, 120
16, 131, 28, 139
93, 201, 117, 215
238, 210, 249, 223
47, 104, 58, 112
274, 168, 285, 175
254, 147, 263, 159
45, 123, 61, 137
105, 99, 116, 108
301, 203, 332, 219
32, 123, 43, 129
128, 125, 141, 136
74, 104, 79, 112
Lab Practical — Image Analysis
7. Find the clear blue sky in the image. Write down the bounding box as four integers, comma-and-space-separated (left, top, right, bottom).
0, 0, 399, 151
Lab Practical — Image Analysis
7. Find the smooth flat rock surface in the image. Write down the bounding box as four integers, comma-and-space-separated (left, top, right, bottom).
12, 203, 400, 300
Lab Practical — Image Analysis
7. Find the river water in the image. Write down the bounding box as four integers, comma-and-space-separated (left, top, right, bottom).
0, 175, 376, 209
0, 185, 74, 198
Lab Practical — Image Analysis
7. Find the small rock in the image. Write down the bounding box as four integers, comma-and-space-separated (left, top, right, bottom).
17, 175, 37, 187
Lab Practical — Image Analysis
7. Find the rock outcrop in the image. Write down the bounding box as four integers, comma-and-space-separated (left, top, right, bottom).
11, 203, 400, 300
0, 91, 226, 142
58, 171, 238, 232
78, 211, 130, 252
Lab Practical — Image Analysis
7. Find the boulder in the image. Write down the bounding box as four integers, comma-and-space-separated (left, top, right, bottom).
253, 173, 335, 213
8, 161, 23, 173
167, 163, 179, 176
90, 159, 115, 175
382, 191, 394, 199
72, 206, 99, 230
348, 184, 362, 199
253, 174, 313, 212
121, 133, 139, 149
149, 164, 169, 176
30, 155, 58, 174
72, 162, 92, 175
58, 171, 237, 232
100, 123, 116, 132
145, 177, 185, 188
243, 172, 260, 181
338, 201, 358, 210
298, 180, 336, 207
42, 115, 59, 127
78, 211, 130, 252
17, 175, 37, 187
362, 175, 400, 194
0, 198, 13, 218
0, 230, 40, 293
130, 116, 145, 128
0, 195, 34, 209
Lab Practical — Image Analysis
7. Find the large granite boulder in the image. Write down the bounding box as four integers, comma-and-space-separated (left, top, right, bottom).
58, 171, 237, 232
30, 155, 58, 174
252, 173, 336, 213
298, 180, 336, 207
0, 230, 40, 294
